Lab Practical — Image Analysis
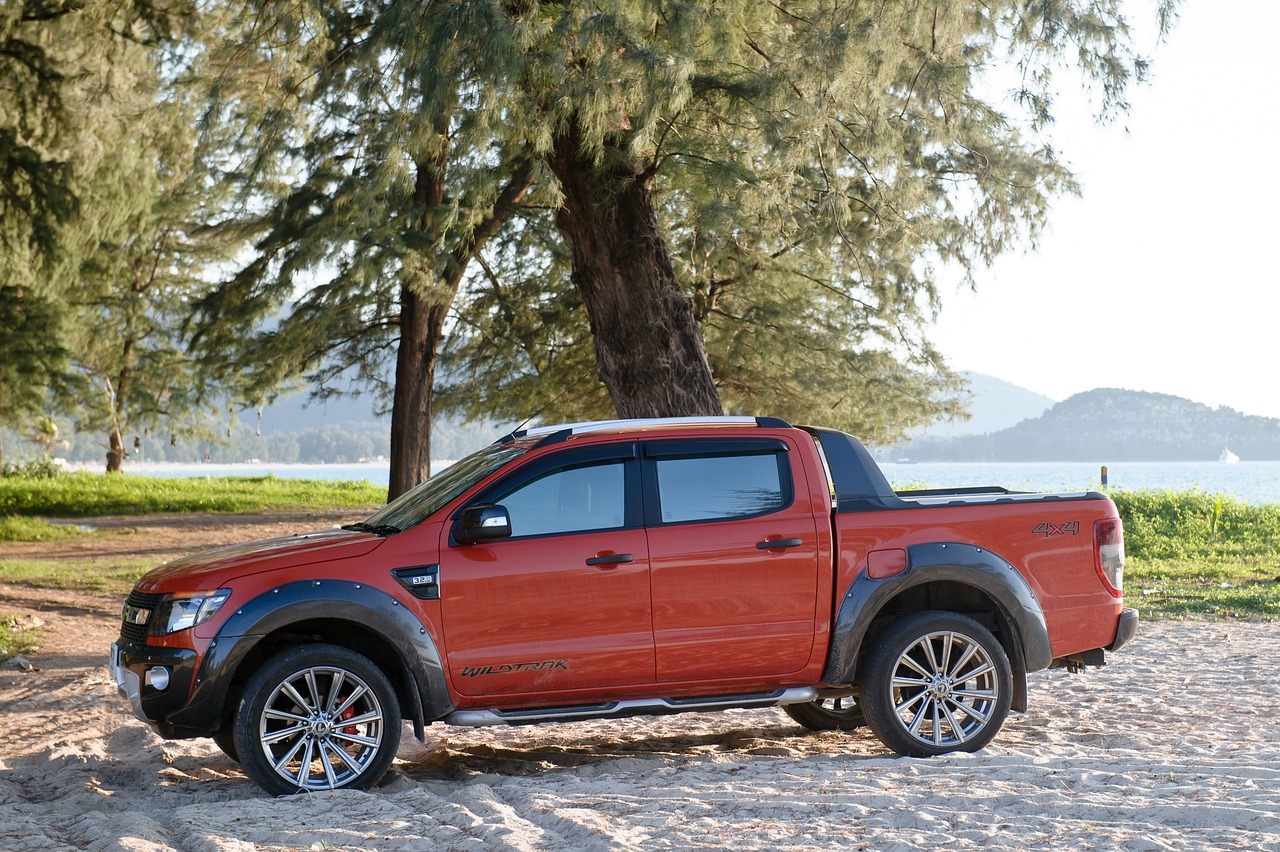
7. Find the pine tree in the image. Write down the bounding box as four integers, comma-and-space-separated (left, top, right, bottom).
0, 0, 265, 471
484, 0, 1177, 424
67, 91, 245, 472
188, 0, 541, 498
439, 0, 1175, 441
1, 2, 79, 291
195, 0, 1178, 487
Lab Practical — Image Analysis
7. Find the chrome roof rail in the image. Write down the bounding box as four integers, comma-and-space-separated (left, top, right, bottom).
497, 416, 792, 445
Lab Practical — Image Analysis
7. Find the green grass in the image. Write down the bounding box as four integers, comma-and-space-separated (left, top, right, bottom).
0, 559, 153, 597
1112, 489, 1280, 621
1, 613, 40, 662
0, 472, 385, 600
0, 515, 84, 542
0, 471, 384, 517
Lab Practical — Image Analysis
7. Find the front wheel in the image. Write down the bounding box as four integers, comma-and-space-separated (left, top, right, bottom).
860, 611, 1012, 757
233, 644, 401, 795
211, 729, 239, 763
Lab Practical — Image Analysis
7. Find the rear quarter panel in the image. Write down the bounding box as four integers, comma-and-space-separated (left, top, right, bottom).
835, 496, 1123, 658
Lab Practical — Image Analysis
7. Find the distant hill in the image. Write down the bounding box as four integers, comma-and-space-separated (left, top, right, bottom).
905, 388, 1280, 461
918, 372, 1055, 439
251, 391, 496, 461
22, 378, 1277, 467
251, 390, 388, 435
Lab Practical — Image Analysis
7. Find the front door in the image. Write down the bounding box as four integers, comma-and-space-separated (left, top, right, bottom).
440, 444, 654, 698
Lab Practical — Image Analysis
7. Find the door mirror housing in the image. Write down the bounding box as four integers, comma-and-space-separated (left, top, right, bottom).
453, 503, 513, 545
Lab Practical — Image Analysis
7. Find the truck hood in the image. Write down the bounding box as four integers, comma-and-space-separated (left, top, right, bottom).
133, 528, 385, 593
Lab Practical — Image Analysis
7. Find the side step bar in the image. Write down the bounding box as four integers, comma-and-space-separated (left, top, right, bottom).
444, 686, 818, 728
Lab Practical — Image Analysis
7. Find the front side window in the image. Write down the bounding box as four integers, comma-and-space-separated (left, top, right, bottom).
495, 461, 627, 537
655, 452, 787, 523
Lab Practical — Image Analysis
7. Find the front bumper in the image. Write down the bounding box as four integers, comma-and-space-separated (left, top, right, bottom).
1107, 607, 1139, 653
108, 640, 200, 735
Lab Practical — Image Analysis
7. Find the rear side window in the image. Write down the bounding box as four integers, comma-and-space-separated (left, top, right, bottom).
654, 452, 788, 523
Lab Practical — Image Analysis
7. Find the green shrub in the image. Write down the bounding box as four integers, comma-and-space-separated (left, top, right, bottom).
1111, 489, 1280, 561
1111, 490, 1280, 621
1, 455, 63, 479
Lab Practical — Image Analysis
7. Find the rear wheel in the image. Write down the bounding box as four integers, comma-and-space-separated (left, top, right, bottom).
784, 696, 865, 731
233, 644, 401, 795
860, 611, 1012, 757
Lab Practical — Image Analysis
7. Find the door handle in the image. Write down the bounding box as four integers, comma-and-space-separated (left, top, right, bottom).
757, 537, 803, 550
586, 553, 635, 566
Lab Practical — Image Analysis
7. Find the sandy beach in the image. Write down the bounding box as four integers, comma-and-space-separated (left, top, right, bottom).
2, 515, 1278, 850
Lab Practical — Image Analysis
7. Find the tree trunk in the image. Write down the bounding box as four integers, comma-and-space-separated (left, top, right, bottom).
105, 342, 134, 473
387, 287, 449, 501
547, 129, 722, 418
385, 157, 536, 500
106, 430, 126, 473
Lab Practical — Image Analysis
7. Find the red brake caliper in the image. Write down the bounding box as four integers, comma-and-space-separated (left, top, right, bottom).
340, 697, 357, 735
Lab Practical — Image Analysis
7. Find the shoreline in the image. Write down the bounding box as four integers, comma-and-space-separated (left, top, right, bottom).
43, 458, 1280, 505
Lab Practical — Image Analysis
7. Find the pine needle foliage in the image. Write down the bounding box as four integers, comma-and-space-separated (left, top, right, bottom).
440, 0, 1177, 441
188, 0, 543, 495
0, 0, 195, 290
0, 286, 70, 466
188, 0, 1178, 472
62, 22, 247, 471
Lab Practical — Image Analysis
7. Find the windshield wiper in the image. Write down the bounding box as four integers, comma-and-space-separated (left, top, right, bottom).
341, 521, 402, 537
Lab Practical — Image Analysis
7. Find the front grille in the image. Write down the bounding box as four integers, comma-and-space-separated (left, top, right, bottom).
119, 590, 164, 643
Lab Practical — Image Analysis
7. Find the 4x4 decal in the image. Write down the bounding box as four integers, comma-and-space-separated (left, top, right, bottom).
1032, 520, 1081, 537
460, 659, 570, 678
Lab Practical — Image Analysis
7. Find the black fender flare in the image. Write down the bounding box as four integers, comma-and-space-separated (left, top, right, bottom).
164, 580, 452, 738
823, 542, 1052, 709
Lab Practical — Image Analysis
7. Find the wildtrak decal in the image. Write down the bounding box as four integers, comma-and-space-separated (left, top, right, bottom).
460, 660, 570, 678
1032, 521, 1081, 537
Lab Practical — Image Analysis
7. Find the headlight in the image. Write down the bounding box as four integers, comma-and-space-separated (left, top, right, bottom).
155, 590, 232, 634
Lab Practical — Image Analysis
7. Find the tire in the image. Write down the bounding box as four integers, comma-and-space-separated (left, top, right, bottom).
232, 644, 401, 795
211, 729, 239, 763
860, 611, 1012, 757
784, 697, 865, 731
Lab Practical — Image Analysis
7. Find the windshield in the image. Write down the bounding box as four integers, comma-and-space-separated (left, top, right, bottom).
360, 443, 527, 531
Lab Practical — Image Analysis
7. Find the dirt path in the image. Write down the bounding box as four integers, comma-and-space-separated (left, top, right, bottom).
2, 517, 1279, 850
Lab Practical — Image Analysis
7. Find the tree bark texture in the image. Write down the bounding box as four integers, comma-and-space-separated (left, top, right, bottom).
387, 284, 448, 501
106, 430, 127, 473
387, 158, 448, 502
548, 130, 722, 419
105, 339, 136, 473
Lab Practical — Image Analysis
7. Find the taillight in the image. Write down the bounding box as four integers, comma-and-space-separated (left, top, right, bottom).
1093, 518, 1125, 596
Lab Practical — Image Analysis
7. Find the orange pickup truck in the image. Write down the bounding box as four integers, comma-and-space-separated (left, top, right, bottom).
110, 417, 1136, 795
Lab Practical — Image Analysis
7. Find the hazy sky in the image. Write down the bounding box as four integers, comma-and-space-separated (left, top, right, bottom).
930, 0, 1280, 418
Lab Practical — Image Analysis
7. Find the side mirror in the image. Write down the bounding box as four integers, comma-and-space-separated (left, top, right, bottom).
453, 503, 512, 545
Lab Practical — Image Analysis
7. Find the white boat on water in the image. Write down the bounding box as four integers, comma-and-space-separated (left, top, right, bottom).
1220, 447, 1240, 464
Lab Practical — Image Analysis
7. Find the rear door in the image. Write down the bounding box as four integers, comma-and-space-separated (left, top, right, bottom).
642, 437, 821, 682
439, 442, 654, 698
